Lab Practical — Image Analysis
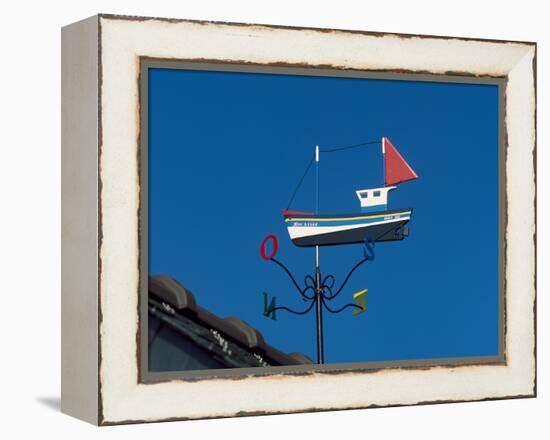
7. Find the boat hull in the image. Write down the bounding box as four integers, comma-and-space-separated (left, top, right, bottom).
284, 208, 412, 247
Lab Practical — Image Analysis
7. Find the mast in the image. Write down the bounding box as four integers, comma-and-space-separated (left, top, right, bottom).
382, 136, 386, 187
314, 145, 324, 364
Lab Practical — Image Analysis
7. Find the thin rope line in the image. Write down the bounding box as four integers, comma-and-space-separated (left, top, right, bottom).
320, 140, 379, 153
286, 155, 314, 210
286, 139, 379, 210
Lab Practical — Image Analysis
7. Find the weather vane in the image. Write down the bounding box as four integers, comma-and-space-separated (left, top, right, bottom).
260, 137, 418, 364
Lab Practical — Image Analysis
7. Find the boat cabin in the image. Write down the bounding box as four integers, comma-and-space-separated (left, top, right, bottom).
355, 186, 397, 213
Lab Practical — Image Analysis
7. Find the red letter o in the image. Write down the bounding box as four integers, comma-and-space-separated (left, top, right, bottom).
260, 234, 279, 260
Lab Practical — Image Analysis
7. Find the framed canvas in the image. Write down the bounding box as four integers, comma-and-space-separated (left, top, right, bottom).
61, 14, 536, 425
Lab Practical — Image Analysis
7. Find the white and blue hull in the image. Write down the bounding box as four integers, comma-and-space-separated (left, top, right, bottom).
284, 208, 412, 247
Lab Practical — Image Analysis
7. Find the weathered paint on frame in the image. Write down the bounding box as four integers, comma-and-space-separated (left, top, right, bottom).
61, 13, 536, 425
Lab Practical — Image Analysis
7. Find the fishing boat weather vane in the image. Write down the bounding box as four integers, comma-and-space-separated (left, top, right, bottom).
260, 137, 419, 364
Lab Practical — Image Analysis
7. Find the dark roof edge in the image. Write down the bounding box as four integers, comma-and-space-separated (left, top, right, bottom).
149, 275, 313, 366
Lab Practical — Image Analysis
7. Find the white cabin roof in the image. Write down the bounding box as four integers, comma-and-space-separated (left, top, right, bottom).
355, 186, 397, 208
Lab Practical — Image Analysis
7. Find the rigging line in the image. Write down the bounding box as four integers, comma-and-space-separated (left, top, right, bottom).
286, 140, 379, 209
320, 140, 379, 153
286, 155, 314, 210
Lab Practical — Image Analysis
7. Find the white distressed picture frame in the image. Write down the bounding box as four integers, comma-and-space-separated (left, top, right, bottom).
61, 14, 536, 425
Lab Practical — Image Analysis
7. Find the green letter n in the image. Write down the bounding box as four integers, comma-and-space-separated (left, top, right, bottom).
263, 292, 277, 320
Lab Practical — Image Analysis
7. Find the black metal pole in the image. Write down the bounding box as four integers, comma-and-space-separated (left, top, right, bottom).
315, 246, 324, 364
314, 145, 324, 364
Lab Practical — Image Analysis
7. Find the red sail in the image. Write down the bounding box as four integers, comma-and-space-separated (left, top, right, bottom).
383, 137, 418, 186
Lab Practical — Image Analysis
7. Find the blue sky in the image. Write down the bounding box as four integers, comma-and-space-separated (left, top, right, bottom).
148, 67, 500, 365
